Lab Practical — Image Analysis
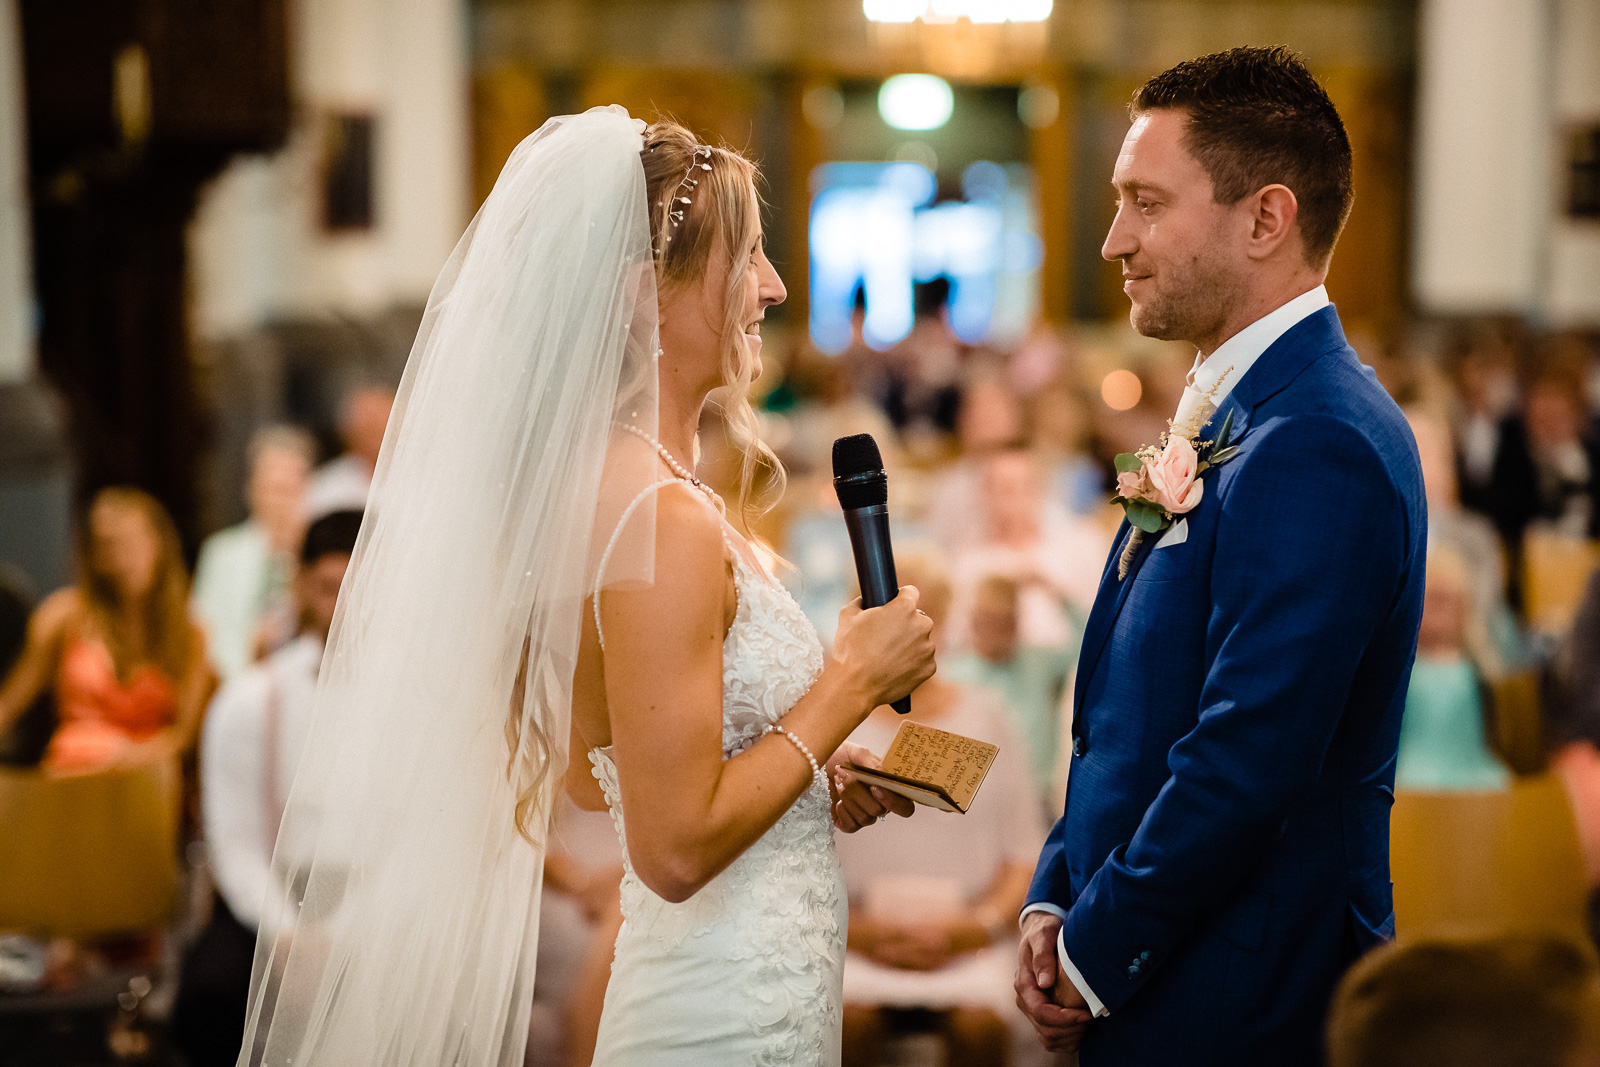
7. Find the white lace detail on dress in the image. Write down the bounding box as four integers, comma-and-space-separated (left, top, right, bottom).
590, 545, 843, 1064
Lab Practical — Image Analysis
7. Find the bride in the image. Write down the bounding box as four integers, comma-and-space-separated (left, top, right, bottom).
235, 106, 934, 1067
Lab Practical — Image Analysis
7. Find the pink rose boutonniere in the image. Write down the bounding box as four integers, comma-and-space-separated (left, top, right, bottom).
1111, 408, 1241, 578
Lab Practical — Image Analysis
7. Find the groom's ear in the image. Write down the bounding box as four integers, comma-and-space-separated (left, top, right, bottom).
1243, 183, 1301, 263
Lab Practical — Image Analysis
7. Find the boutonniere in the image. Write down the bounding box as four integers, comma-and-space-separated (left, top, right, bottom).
1111, 407, 1242, 578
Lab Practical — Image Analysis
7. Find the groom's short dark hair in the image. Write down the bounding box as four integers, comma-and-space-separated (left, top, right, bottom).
1133, 46, 1354, 268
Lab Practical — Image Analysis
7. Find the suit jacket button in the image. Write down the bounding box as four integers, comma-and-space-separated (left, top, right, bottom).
1072, 735, 1085, 758
1139, 950, 1151, 961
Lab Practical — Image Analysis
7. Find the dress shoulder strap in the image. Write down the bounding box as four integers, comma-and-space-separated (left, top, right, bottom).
592, 478, 728, 652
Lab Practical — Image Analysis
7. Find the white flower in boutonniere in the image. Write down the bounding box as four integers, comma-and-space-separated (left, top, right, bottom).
1111, 408, 1242, 578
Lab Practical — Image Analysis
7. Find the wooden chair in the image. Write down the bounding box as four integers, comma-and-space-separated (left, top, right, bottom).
1487, 670, 1548, 776
0, 760, 181, 938
1391, 773, 1588, 941
1522, 532, 1600, 636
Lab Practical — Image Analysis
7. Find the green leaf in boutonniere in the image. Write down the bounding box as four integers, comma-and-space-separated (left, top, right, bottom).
1195, 408, 1242, 475
1124, 499, 1169, 534
1213, 408, 1234, 448
1114, 452, 1143, 474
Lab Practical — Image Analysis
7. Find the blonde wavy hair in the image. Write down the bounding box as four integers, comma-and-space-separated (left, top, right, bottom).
508, 119, 787, 840
641, 119, 785, 525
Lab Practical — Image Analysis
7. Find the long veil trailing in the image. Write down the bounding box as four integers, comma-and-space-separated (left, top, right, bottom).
237, 106, 661, 1065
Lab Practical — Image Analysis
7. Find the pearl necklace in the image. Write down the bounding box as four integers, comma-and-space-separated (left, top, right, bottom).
621, 423, 717, 502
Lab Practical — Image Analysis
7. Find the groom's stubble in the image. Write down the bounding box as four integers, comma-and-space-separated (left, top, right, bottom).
1126, 217, 1249, 354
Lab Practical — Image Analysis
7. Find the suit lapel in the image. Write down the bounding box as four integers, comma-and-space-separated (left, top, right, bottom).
1070, 390, 1249, 718
1068, 307, 1349, 723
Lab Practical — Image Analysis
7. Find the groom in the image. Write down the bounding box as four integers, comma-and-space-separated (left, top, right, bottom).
1014, 46, 1425, 1064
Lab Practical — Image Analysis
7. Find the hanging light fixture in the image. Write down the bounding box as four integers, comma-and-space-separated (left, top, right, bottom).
864, 0, 1052, 22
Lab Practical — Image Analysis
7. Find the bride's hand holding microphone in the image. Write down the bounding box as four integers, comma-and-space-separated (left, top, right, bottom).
824, 587, 935, 833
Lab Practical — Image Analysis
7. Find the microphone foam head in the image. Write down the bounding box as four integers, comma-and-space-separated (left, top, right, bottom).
832, 434, 888, 509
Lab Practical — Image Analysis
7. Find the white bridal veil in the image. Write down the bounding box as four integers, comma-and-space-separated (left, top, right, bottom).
237, 107, 662, 1065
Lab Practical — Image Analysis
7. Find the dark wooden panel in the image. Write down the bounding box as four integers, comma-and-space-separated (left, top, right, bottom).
21, 0, 291, 548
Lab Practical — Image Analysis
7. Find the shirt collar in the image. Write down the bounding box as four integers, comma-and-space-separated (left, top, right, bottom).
1185, 284, 1330, 406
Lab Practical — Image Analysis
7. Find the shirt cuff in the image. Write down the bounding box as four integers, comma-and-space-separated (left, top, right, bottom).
1019, 901, 1067, 927
1018, 903, 1108, 1018
1056, 927, 1110, 1018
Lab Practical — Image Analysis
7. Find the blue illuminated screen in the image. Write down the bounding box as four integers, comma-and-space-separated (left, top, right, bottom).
808, 160, 1042, 353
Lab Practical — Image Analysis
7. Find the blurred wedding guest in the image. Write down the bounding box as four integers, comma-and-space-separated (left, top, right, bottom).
779, 343, 898, 478
835, 552, 1047, 1067
0, 488, 210, 775
1485, 371, 1600, 602
1326, 935, 1600, 1067
192, 425, 315, 681
1548, 571, 1600, 939
948, 449, 1106, 653
883, 279, 963, 440
1409, 411, 1521, 676
526, 798, 625, 1067
1030, 379, 1106, 519
929, 371, 1025, 555
1395, 548, 1509, 791
303, 383, 394, 519
944, 573, 1073, 807
171, 510, 361, 1065
0, 567, 53, 765
1449, 323, 1521, 518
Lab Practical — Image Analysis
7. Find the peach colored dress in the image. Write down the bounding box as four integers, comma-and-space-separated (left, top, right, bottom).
45, 637, 177, 773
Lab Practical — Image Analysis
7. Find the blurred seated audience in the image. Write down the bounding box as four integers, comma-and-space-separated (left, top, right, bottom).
948, 448, 1106, 652
929, 371, 1026, 556
881, 279, 963, 444
0, 488, 210, 776
1410, 410, 1522, 676
171, 509, 361, 1064
834, 552, 1047, 1067
1396, 547, 1510, 791
777, 343, 899, 479
1448, 322, 1521, 519
192, 425, 315, 682
944, 573, 1073, 809
1485, 370, 1600, 606
1326, 934, 1600, 1067
303, 383, 393, 519
1030, 378, 1106, 519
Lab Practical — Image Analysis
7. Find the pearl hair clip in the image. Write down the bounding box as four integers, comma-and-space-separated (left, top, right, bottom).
657, 145, 713, 256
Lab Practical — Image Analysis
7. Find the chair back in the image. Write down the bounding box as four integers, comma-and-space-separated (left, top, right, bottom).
1391, 773, 1588, 940
0, 760, 181, 938
1522, 531, 1600, 636
1487, 670, 1548, 775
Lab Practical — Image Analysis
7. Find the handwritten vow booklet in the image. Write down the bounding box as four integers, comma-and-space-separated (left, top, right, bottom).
843, 720, 999, 814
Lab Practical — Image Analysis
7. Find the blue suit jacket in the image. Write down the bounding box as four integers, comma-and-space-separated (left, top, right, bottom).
1029, 306, 1426, 1065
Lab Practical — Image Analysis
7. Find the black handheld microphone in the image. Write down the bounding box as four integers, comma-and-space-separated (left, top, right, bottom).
832, 433, 910, 714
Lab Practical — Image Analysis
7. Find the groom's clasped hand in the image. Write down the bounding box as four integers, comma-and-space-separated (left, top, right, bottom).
1015, 911, 1092, 1053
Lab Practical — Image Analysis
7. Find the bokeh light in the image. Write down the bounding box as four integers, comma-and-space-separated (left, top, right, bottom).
1101, 369, 1143, 410
878, 74, 954, 132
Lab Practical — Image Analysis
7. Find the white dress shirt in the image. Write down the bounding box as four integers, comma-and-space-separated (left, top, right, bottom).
201, 634, 323, 929
1021, 284, 1331, 1018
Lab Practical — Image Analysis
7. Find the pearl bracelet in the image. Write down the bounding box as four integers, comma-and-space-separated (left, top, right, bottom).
764, 724, 824, 786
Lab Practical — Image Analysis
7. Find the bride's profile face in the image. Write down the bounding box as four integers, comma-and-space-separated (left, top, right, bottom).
658, 192, 786, 391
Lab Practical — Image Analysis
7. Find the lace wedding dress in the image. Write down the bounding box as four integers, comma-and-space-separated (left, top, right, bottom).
588, 516, 847, 1066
